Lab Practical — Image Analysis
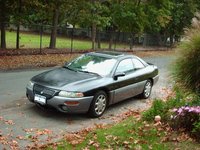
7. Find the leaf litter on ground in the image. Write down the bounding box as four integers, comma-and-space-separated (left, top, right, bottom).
0, 50, 174, 70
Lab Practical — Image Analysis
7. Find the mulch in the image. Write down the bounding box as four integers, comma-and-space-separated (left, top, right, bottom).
0, 47, 171, 56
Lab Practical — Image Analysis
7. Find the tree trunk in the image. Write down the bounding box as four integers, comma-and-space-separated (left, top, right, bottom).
0, 1, 6, 49
130, 33, 134, 50
16, 25, 20, 49
91, 23, 96, 50
169, 34, 174, 47
70, 25, 74, 53
0, 22, 6, 49
97, 30, 101, 49
16, 0, 22, 49
114, 31, 120, 50
49, 8, 59, 49
157, 33, 163, 46
39, 25, 43, 53
109, 31, 113, 50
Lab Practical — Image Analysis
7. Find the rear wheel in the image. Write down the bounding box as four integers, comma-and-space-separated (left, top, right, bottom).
88, 91, 107, 118
140, 80, 152, 99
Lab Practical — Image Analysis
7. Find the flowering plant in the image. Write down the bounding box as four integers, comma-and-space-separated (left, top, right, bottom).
172, 106, 200, 117
171, 106, 200, 137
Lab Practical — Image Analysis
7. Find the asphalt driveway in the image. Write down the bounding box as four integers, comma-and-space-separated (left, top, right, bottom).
0, 55, 174, 149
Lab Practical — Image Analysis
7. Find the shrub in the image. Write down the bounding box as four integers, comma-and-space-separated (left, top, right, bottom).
172, 13, 200, 94
142, 99, 168, 122
142, 91, 187, 122
171, 106, 200, 141
171, 106, 200, 130
189, 96, 200, 106
192, 121, 200, 141
165, 87, 186, 110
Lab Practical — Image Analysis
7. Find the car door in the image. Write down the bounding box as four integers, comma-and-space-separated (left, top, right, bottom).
131, 57, 147, 94
112, 58, 146, 103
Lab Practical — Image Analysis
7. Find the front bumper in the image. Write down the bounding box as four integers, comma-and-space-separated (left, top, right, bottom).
26, 88, 93, 113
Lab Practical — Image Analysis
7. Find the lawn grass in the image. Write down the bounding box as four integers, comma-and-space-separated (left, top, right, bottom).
50, 117, 167, 149
45, 116, 200, 150
5, 31, 129, 50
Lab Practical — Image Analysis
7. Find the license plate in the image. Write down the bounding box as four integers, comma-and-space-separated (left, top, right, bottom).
34, 94, 46, 104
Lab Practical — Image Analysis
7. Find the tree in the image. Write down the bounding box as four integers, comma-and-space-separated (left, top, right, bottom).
64, 0, 86, 51
78, 0, 111, 50
111, 0, 146, 49
0, 0, 17, 49
144, 0, 172, 32
196, 0, 200, 11
27, 0, 70, 49
0, 0, 43, 49
144, 0, 173, 46
46, 0, 78, 49
48, 0, 61, 49
1, 0, 200, 50
165, 0, 197, 46
16, 0, 22, 49
13, 0, 30, 49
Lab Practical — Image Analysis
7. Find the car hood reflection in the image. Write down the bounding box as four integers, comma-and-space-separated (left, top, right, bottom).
32, 67, 98, 87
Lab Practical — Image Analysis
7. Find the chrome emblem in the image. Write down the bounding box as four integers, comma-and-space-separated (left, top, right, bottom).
40, 91, 44, 94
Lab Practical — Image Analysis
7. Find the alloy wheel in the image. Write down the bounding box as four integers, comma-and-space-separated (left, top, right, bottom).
144, 81, 152, 98
94, 94, 106, 115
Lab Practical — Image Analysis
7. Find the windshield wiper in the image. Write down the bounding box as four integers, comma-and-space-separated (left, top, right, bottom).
63, 66, 77, 72
77, 70, 100, 76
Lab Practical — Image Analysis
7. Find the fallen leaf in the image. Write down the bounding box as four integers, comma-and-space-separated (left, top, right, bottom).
4, 120, 15, 125
123, 141, 129, 145
88, 140, 95, 145
16, 135, 25, 140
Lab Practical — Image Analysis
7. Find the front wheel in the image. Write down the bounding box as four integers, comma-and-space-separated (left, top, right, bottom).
88, 91, 107, 118
140, 80, 152, 99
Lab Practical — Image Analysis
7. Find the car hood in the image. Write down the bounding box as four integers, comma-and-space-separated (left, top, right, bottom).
31, 67, 98, 87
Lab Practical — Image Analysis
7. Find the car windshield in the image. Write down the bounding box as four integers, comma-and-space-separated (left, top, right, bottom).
65, 54, 117, 76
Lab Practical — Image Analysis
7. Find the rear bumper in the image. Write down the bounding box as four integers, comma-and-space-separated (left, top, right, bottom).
26, 88, 93, 113
153, 75, 159, 85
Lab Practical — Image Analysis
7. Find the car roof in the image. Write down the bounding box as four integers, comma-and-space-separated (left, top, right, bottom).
88, 51, 148, 66
89, 51, 130, 59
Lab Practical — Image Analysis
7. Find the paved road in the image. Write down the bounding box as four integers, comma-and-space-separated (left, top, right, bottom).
0, 56, 174, 149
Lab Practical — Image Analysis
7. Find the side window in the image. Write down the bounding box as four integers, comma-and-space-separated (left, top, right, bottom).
132, 58, 145, 69
116, 59, 134, 73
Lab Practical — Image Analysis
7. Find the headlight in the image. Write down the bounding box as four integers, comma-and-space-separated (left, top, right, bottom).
27, 81, 34, 90
58, 91, 84, 98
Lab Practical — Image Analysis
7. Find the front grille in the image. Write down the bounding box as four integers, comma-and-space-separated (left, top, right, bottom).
33, 84, 58, 100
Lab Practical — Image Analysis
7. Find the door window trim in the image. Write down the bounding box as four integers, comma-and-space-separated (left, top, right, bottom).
115, 58, 135, 75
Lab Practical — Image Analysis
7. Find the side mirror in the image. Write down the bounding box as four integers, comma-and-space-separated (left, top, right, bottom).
113, 72, 125, 80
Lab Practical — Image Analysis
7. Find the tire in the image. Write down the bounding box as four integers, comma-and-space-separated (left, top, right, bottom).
88, 91, 107, 118
140, 80, 152, 99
